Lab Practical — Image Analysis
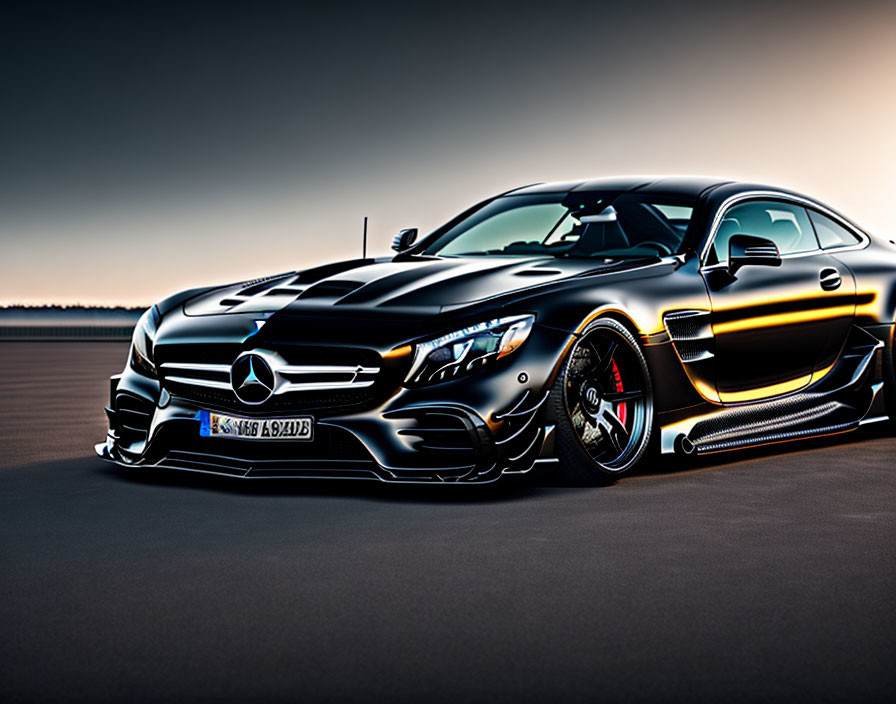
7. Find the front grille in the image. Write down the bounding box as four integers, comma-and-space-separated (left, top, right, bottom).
163, 381, 379, 414
157, 349, 388, 415
160, 362, 378, 392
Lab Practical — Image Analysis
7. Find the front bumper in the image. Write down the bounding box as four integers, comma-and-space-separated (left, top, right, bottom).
96, 329, 566, 483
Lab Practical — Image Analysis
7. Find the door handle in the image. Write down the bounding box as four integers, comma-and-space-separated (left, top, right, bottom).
819, 268, 841, 291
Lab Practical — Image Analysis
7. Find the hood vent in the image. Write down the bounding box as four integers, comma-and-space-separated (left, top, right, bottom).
297, 280, 365, 299
264, 286, 306, 297
238, 272, 295, 296
214, 273, 301, 308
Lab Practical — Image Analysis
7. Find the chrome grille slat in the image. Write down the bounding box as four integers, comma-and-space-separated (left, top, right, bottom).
277, 380, 375, 391
166, 375, 233, 390
160, 359, 381, 399
160, 362, 232, 373
279, 364, 379, 375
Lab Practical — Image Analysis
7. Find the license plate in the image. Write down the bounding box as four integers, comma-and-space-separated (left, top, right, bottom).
198, 411, 313, 441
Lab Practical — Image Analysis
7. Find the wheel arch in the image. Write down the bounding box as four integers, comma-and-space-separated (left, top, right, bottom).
553, 303, 704, 415
572, 305, 647, 342
573, 306, 663, 381
543, 305, 647, 387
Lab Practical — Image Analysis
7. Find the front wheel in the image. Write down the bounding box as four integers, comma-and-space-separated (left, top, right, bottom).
550, 318, 654, 484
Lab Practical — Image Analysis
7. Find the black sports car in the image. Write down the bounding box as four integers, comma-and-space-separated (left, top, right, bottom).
96, 177, 896, 483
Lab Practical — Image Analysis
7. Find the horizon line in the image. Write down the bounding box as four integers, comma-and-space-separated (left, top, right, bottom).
0, 303, 150, 310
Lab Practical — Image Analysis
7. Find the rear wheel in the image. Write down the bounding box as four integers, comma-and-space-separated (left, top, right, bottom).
551, 318, 654, 484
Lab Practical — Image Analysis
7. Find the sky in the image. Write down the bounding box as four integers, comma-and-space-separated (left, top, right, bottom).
1, 0, 894, 306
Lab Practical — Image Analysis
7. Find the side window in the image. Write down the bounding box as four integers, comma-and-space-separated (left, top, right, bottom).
808, 210, 863, 249
710, 200, 819, 264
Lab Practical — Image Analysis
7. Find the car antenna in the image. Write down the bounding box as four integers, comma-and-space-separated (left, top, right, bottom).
362, 216, 368, 259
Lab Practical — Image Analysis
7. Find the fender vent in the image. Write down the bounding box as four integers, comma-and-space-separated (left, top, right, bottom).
663, 310, 714, 363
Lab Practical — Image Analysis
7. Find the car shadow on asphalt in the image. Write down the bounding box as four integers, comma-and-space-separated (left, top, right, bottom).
92, 423, 891, 502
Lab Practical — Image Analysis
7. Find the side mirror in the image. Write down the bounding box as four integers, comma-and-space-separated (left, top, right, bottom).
728, 234, 781, 275
392, 228, 418, 252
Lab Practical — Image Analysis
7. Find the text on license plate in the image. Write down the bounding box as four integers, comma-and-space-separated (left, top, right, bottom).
198, 411, 313, 440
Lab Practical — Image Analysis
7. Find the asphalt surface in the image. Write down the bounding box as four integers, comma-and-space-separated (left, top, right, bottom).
1, 342, 894, 703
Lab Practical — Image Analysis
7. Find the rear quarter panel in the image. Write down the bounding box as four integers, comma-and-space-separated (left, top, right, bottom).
834, 237, 896, 336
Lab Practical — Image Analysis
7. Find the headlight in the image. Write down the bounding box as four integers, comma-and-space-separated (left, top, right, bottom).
130, 305, 160, 376
406, 315, 535, 386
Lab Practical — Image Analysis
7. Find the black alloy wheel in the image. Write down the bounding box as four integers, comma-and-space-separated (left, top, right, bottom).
551, 318, 654, 483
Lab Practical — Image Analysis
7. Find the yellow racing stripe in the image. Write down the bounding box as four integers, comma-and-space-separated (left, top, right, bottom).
713, 305, 854, 335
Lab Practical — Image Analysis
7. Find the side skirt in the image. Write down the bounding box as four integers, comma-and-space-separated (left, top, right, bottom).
659, 326, 887, 455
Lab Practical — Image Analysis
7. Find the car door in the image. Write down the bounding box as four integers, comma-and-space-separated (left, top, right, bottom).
702, 198, 856, 403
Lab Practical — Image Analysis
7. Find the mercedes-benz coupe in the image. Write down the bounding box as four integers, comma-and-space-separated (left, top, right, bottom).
97, 177, 896, 483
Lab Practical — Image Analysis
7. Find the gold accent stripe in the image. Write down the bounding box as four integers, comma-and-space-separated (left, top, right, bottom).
717, 360, 836, 404
713, 305, 854, 336
810, 361, 835, 384
718, 374, 812, 403
692, 378, 721, 404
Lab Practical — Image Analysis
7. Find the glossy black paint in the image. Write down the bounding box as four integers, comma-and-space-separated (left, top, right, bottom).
97, 177, 896, 482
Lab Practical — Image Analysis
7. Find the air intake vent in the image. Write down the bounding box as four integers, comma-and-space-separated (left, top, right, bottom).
383, 406, 483, 478
395, 411, 476, 453
114, 393, 154, 447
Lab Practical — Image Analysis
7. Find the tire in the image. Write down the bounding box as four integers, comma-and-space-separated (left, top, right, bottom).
550, 318, 654, 484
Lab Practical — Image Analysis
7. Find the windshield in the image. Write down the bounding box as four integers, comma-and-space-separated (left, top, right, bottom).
423, 192, 695, 258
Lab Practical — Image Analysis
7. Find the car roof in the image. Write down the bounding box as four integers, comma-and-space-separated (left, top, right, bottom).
506, 175, 732, 198
497, 178, 869, 245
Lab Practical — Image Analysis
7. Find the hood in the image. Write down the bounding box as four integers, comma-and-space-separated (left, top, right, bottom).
183, 256, 664, 318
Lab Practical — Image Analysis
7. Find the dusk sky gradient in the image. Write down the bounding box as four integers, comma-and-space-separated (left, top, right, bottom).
2, 0, 894, 305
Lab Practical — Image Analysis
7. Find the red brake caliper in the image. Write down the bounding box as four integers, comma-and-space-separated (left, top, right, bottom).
611, 359, 627, 426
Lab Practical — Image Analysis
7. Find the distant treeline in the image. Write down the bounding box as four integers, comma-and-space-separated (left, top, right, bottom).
0, 305, 145, 310
0, 306, 144, 340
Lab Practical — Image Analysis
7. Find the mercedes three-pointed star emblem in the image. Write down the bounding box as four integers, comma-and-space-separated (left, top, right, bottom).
230, 351, 276, 404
